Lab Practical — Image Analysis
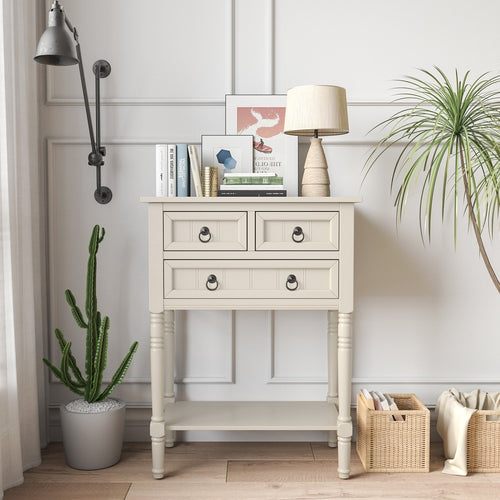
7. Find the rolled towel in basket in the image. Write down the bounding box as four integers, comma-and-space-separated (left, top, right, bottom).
436, 388, 500, 475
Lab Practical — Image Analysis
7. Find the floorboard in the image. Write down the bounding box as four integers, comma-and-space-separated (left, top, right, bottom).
4, 442, 500, 500
4, 482, 130, 500
227, 459, 338, 482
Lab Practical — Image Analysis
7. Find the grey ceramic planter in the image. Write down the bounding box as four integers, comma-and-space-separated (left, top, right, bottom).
60, 399, 126, 470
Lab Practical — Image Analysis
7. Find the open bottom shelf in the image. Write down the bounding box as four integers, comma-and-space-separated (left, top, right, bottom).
164, 401, 338, 431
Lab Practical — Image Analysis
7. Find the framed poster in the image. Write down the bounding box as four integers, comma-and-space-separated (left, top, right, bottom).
201, 134, 253, 185
225, 95, 299, 196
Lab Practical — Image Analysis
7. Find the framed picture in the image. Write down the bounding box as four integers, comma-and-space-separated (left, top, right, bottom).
201, 134, 253, 185
225, 95, 299, 196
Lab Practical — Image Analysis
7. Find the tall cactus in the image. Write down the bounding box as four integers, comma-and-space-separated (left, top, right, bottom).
44, 225, 139, 403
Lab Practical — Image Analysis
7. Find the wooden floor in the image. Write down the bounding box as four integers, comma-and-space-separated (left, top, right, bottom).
5, 442, 500, 499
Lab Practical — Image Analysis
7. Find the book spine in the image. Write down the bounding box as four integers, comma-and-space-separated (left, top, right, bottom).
155, 144, 168, 196
224, 172, 276, 177
217, 190, 287, 197
219, 184, 284, 191
224, 177, 284, 185
360, 388, 375, 410
176, 144, 190, 197
167, 144, 177, 197
187, 145, 203, 197
370, 391, 383, 411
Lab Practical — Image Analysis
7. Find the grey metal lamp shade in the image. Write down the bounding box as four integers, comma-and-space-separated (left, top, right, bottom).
34, 1, 78, 66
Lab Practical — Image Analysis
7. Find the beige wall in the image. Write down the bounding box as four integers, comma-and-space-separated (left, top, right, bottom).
39, 0, 500, 441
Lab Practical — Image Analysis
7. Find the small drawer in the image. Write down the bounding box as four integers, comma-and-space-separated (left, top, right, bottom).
255, 211, 339, 251
164, 260, 338, 299
164, 211, 247, 251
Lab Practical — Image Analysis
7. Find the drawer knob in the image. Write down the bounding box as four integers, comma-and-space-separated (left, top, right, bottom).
286, 274, 299, 291
206, 274, 219, 291
199, 226, 212, 243
292, 226, 305, 243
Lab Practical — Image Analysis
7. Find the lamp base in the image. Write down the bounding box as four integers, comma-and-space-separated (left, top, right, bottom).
301, 183, 330, 197
94, 186, 112, 204
301, 138, 330, 197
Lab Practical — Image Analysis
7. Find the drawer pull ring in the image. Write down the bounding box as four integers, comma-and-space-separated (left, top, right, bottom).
206, 274, 219, 291
286, 274, 299, 291
199, 226, 212, 243
292, 226, 304, 243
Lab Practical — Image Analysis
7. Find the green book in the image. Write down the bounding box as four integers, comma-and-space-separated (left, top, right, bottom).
224, 176, 284, 185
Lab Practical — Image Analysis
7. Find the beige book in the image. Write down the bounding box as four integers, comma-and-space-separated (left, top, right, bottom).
359, 388, 375, 410
187, 145, 203, 197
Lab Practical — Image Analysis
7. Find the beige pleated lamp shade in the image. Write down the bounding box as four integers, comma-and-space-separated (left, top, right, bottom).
284, 85, 349, 136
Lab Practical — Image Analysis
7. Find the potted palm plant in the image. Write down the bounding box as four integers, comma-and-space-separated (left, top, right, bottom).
44, 225, 139, 470
366, 67, 500, 292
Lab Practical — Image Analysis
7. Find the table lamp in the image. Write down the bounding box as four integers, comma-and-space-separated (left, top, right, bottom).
284, 85, 349, 197
34, 0, 112, 204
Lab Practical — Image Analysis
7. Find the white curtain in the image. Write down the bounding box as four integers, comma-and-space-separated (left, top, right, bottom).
0, 0, 44, 497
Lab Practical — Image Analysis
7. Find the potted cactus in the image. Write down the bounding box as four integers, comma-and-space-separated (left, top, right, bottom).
44, 225, 138, 470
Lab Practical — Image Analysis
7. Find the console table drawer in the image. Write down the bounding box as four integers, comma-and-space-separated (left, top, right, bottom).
255, 211, 339, 251
163, 211, 247, 251
164, 260, 339, 299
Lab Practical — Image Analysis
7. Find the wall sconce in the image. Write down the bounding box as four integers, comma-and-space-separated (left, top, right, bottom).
34, 0, 112, 204
284, 85, 349, 197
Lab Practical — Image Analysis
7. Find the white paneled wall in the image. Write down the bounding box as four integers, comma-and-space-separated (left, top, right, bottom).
40, 0, 500, 441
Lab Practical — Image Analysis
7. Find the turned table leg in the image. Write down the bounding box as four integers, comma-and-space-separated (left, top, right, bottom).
337, 311, 353, 479
150, 311, 165, 479
164, 310, 175, 447
327, 310, 338, 448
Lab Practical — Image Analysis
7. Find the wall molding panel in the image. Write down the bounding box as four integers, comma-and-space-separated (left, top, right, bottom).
43, 0, 418, 107
225, 0, 235, 96
266, 311, 328, 385
174, 311, 236, 385
44, 0, 235, 106
265, 0, 276, 94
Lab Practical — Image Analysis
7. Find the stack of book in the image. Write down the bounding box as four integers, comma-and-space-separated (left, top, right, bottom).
156, 144, 203, 197
358, 388, 404, 421
218, 173, 286, 197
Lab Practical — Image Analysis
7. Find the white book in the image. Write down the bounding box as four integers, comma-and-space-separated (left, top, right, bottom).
359, 388, 375, 410
167, 144, 177, 197
187, 145, 203, 197
155, 144, 168, 196
361, 388, 372, 400
219, 184, 284, 191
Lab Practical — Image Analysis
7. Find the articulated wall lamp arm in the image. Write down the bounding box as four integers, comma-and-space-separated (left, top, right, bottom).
35, 0, 112, 204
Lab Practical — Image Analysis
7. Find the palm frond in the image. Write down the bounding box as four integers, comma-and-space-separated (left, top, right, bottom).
365, 67, 500, 292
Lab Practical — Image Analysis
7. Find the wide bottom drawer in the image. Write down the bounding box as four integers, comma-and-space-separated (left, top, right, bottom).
164, 260, 338, 299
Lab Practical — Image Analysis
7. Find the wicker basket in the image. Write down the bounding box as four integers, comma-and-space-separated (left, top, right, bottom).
467, 409, 500, 472
356, 393, 430, 472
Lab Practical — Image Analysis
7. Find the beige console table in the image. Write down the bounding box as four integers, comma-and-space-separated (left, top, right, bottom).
141, 196, 360, 479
